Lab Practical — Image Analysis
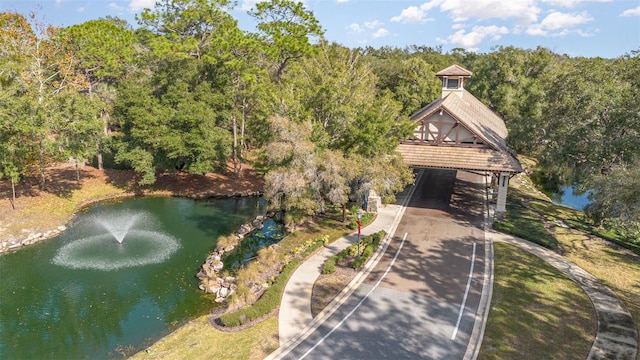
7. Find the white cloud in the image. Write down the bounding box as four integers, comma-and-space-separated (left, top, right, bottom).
447, 25, 509, 48
391, 6, 427, 23
239, 0, 261, 11
393, 0, 540, 26
337, 0, 350, 3
540, 10, 592, 30
364, 20, 383, 29
109, 2, 126, 12
348, 23, 364, 32
527, 10, 593, 35
391, 1, 441, 23
621, 6, 640, 17
129, 0, 155, 12
77, 6, 85, 13
439, 0, 540, 24
372, 28, 390, 38
541, 0, 611, 8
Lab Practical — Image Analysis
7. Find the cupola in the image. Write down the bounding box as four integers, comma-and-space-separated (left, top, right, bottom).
435, 65, 472, 99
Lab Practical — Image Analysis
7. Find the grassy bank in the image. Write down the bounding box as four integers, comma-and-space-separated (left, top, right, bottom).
479, 242, 595, 359
132, 316, 279, 360
492, 173, 640, 360
0, 169, 130, 247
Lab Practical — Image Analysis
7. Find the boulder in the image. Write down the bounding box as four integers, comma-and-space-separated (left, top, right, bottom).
238, 223, 253, 236
251, 218, 263, 229
212, 260, 223, 272
208, 284, 221, 294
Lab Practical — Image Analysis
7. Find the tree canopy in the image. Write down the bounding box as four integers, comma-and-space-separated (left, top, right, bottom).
1, 7, 637, 238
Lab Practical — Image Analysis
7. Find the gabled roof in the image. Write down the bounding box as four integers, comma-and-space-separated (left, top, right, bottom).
410, 90, 508, 152
399, 77, 522, 173
436, 64, 473, 77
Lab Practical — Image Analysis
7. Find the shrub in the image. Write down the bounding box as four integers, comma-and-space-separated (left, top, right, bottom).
217, 235, 327, 328
322, 258, 336, 274
219, 258, 301, 327
320, 230, 386, 272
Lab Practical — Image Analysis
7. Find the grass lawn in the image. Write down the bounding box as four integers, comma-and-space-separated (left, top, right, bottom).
493, 173, 640, 360
130, 316, 279, 360
479, 242, 595, 359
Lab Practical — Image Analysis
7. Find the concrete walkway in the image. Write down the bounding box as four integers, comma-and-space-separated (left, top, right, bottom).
276, 200, 408, 346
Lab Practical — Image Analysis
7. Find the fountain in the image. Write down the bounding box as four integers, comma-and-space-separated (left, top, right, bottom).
52, 210, 180, 271
96, 212, 142, 244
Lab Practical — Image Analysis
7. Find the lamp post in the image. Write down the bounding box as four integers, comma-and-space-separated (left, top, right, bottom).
356, 209, 362, 259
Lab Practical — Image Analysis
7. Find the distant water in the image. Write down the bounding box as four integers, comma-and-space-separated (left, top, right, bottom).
549, 186, 592, 211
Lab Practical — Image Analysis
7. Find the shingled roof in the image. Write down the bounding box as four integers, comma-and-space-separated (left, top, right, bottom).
435, 64, 473, 77
397, 65, 522, 174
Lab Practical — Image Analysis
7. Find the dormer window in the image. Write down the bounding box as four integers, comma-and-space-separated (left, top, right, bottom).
446, 78, 459, 89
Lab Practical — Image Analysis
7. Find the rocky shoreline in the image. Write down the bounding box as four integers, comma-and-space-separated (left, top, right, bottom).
196, 215, 272, 303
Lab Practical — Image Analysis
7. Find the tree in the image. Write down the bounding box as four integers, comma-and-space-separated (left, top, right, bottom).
278, 42, 414, 156
54, 91, 104, 181
365, 47, 441, 115
466, 46, 558, 156
113, 75, 232, 185
0, 92, 33, 209
64, 18, 136, 170
585, 161, 640, 241
0, 12, 88, 189
541, 55, 639, 182
262, 116, 320, 215
137, 0, 236, 61
249, 0, 324, 81
262, 43, 415, 218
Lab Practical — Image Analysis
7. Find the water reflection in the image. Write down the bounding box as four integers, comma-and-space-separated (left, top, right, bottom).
0, 196, 265, 359
549, 185, 592, 211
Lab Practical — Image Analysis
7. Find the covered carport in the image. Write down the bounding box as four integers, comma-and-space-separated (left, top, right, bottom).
397, 64, 523, 216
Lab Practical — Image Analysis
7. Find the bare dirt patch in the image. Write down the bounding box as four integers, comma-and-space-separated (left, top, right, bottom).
310, 260, 358, 318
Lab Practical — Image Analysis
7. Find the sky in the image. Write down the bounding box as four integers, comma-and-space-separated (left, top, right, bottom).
2, 0, 639, 58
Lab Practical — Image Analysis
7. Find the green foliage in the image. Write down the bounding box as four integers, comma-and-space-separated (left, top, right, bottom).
218, 258, 300, 327
322, 258, 336, 274
584, 161, 640, 232
218, 233, 327, 327
250, 0, 324, 81
493, 190, 558, 250
64, 19, 135, 85
321, 230, 386, 273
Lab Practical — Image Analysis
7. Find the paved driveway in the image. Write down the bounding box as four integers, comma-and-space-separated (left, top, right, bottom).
280, 169, 488, 359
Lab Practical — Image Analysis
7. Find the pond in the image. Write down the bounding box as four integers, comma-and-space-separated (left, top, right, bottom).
549, 185, 592, 211
0, 196, 268, 359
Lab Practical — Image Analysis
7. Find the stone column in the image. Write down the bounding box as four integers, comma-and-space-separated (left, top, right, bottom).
366, 189, 381, 213
496, 172, 510, 213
